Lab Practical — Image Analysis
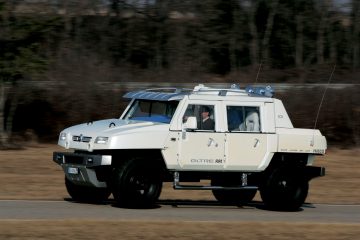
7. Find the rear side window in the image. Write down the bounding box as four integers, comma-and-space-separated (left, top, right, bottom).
227, 106, 260, 132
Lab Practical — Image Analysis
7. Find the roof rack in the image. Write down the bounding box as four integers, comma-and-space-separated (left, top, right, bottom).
245, 85, 274, 97
123, 84, 274, 101
123, 87, 191, 101
193, 84, 274, 98
140, 87, 192, 93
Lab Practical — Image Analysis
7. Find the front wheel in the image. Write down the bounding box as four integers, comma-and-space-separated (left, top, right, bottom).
65, 177, 111, 203
111, 159, 162, 208
260, 168, 309, 211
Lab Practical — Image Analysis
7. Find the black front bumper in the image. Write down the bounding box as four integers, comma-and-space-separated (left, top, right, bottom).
53, 152, 112, 167
53, 152, 112, 188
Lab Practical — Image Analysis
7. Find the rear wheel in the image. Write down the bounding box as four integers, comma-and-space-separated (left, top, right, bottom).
211, 177, 257, 205
65, 177, 111, 203
111, 159, 162, 208
260, 168, 309, 211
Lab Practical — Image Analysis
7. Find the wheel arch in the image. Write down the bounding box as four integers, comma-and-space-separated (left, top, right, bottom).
266, 153, 309, 171
96, 149, 171, 180
263, 152, 324, 181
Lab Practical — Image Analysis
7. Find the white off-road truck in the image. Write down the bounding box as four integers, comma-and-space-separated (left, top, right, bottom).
53, 84, 326, 210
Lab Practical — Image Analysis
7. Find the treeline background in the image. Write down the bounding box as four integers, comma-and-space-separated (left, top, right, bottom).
0, 0, 359, 147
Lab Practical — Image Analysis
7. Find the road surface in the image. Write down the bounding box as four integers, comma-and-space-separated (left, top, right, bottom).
0, 200, 359, 223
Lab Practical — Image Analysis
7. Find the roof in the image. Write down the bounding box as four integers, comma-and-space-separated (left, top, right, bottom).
123, 84, 274, 101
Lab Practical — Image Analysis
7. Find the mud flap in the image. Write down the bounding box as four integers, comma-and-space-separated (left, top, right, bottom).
305, 166, 325, 181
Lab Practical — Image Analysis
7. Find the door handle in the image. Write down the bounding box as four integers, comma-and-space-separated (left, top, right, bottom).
207, 138, 218, 147
254, 138, 260, 148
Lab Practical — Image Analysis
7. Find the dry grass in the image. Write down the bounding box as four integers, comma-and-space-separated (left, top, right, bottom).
0, 220, 359, 240
307, 148, 360, 204
0, 144, 359, 204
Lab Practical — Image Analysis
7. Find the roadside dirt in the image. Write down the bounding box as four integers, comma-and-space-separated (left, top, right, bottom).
0, 145, 359, 239
0, 144, 359, 204
0, 220, 359, 240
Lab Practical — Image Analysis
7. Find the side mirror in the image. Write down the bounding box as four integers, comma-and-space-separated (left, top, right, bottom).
183, 116, 197, 130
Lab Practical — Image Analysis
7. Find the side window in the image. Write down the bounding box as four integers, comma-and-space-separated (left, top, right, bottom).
183, 104, 215, 131
227, 106, 244, 131
227, 106, 260, 132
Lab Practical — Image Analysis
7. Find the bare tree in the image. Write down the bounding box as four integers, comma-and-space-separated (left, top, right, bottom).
261, 0, 279, 66
295, 14, 304, 68
246, 0, 259, 68
0, 83, 7, 145
315, 0, 330, 65
0, 1, 14, 146
352, 0, 360, 70
244, 0, 279, 69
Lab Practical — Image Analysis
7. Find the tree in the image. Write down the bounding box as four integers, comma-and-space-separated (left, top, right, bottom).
352, 0, 360, 70
0, 1, 62, 147
242, 0, 279, 69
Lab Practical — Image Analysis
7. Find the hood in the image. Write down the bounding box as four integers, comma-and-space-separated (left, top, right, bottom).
58, 119, 170, 150
63, 119, 164, 137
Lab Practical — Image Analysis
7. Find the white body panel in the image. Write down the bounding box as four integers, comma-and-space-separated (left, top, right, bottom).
178, 132, 226, 170
274, 99, 293, 128
225, 133, 277, 171
277, 128, 327, 154
58, 119, 170, 151
162, 131, 181, 169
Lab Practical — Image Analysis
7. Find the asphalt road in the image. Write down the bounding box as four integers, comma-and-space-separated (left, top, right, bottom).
0, 200, 359, 223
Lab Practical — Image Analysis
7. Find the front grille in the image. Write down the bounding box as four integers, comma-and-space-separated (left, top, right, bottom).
64, 155, 84, 164
72, 135, 92, 143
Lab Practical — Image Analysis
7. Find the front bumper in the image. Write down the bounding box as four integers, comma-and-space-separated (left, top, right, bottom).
53, 152, 112, 188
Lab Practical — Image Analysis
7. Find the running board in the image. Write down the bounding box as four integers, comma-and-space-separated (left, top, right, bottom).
173, 185, 258, 190
172, 171, 258, 191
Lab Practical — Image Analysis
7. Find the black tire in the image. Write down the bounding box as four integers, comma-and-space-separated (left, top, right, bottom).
65, 177, 111, 203
259, 168, 309, 211
211, 177, 257, 205
111, 159, 162, 208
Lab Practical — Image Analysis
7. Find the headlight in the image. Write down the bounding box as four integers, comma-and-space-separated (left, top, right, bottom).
59, 132, 67, 141
95, 136, 109, 144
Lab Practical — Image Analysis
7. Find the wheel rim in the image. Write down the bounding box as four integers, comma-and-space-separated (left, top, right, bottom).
275, 176, 303, 200
129, 174, 152, 195
112, 160, 163, 208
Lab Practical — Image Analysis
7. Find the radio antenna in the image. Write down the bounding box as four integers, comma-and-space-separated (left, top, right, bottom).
254, 61, 263, 85
254, 60, 262, 85
311, 64, 336, 146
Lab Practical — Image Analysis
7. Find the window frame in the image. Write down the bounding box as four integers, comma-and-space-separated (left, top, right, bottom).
224, 102, 263, 133
178, 100, 221, 132
122, 99, 179, 124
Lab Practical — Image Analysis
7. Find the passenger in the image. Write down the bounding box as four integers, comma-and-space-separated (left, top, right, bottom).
240, 111, 260, 132
199, 106, 215, 130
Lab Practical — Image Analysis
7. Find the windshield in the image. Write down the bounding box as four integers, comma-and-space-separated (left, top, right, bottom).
123, 99, 179, 123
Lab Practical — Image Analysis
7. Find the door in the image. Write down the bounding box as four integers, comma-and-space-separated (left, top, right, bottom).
224, 104, 270, 171
178, 103, 226, 170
